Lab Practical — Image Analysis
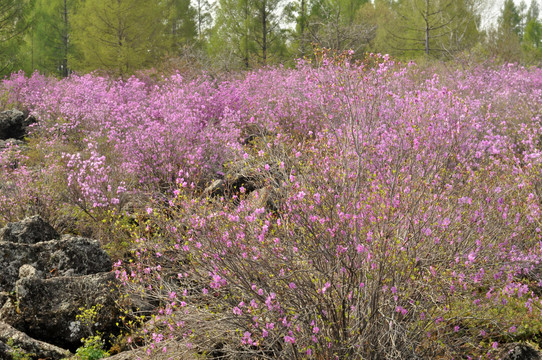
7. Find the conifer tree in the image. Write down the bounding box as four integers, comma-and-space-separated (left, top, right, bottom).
30, 0, 79, 77
210, 0, 287, 68
0, 0, 32, 75
305, 0, 373, 53
194, 0, 213, 42
72, 0, 166, 76
522, 0, 542, 59
385, 0, 480, 57
527, 0, 540, 22
164, 0, 197, 54
499, 0, 522, 37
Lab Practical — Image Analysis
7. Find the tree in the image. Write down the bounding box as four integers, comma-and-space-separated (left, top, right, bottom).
488, 0, 523, 62
209, 0, 253, 68
522, 1, 542, 60
359, 0, 396, 55
524, 17, 542, 49
523, 0, 541, 51
29, 0, 80, 77
209, 0, 287, 68
0, 0, 32, 75
193, 0, 213, 42
526, 0, 540, 22
518, 0, 528, 39
499, 0, 522, 37
72, 0, 166, 76
163, 0, 197, 54
252, 0, 287, 65
285, 0, 309, 57
385, 0, 480, 57
304, 0, 375, 53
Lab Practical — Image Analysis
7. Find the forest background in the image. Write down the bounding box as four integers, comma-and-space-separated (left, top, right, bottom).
0, 0, 542, 79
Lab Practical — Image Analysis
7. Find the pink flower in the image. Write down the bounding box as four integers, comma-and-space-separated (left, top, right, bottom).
284, 335, 295, 344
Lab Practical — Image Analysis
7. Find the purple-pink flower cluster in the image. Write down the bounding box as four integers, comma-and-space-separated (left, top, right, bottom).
2, 55, 542, 359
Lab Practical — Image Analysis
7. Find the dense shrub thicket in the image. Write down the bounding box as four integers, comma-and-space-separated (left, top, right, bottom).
1, 55, 542, 359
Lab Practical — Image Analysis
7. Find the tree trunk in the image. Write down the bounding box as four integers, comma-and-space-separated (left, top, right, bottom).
197, 0, 202, 41
244, 0, 249, 68
424, 0, 430, 55
62, 0, 68, 78
300, 0, 306, 57
262, 0, 267, 65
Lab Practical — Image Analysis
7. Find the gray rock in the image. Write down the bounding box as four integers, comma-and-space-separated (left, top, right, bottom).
0, 321, 71, 360
101, 341, 200, 360
0, 340, 11, 360
0, 292, 9, 310
18, 265, 39, 279
249, 185, 279, 213
0, 110, 35, 141
0, 235, 112, 293
203, 179, 225, 197
0, 272, 119, 351
0, 139, 24, 151
0, 215, 59, 244
500, 343, 541, 360
102, 349, 146, 360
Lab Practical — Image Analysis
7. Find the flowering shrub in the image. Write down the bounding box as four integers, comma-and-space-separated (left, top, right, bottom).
2, 54, 542, 359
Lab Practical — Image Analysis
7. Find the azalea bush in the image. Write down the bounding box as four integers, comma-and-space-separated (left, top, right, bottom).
2, 54, 542, 359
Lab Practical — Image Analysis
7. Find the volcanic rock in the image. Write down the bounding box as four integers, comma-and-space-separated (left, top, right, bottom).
500, 343, 541, 360
0, 235, 112, 293
0, 215, 59, 244
0, 272, 119, 351
0, 321, 71, 360
0, 110, 35, 141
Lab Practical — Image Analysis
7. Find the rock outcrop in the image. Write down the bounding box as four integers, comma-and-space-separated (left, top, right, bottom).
0, 216, 120, 353
0, 234, 112, 293
0, 215, 59, 244
0, 322, 71, 360
1, 272, 119, 350
0, 342, 10, 360
0, 292, 7, 309
0, 110, 35, 141
0, 139, 24, 151
203, 179, 225, 198
499, 343, 541, 360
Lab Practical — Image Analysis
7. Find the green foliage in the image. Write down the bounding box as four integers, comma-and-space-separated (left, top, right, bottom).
522, 18, 542, 64
76, 304, 105, 336
73, 305, 110, 360
210, 0, 288, 68
74, 336, 110, 360
194, 0, 213, 42
71, 0, 166, 77
27, 0, 80, 77
526, 0, 540, 23
524, 18, 542, 49
0, 0, 538, 73
487, 0, 542, 64
383, 0, 480, 58
163, 0, 197, 54
300, 0, 374, 55
6, 339, 33, 360
0, 0, 32, 77
499, 0, 522, 37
